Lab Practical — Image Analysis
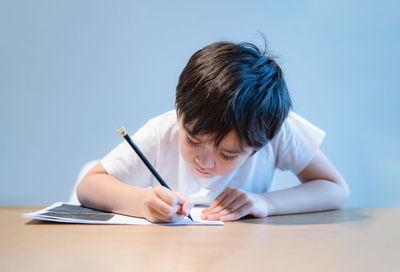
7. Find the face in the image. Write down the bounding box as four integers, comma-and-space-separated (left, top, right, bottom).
178, 118, 254, 178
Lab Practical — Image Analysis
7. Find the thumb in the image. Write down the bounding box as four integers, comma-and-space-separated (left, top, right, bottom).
183, 202, 193, 216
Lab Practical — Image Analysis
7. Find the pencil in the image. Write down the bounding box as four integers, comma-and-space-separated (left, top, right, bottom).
117, 126, 193, 221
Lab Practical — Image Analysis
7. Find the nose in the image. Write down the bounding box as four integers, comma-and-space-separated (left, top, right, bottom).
196, 147, 215, 169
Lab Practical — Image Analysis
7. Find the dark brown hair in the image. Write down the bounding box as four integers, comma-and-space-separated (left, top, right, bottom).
176, 41, 292, 150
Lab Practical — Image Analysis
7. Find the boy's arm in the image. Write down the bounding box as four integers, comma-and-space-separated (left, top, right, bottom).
77, 162, 149, 218
77, 163, 192, 222
264, 148, 349, 216
201, 149, 349, 221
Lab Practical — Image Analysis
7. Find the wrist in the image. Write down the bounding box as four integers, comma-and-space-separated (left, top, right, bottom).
140, 188, 153, 219
260, 192, 275, 216
249, 192, 272, 217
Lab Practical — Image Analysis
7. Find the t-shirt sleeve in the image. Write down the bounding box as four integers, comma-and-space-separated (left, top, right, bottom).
100, 119, 160, 187
273, 112, 326, 175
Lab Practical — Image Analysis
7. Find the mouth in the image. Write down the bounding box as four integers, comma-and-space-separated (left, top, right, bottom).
194, 166, 212, 176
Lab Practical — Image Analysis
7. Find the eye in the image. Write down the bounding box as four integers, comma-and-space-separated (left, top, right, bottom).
185, 136, 200, 147
221, 153, 237, 161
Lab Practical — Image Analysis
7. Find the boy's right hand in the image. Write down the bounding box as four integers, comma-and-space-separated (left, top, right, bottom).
142, 186, 192, 223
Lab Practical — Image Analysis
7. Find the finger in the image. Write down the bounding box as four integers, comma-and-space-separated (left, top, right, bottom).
165, 211, 185, 222
154, 186, 184, 206
205, 188, 230, 211
218, 193, 248, 216
175, 192, 193, 216
211, 188, 242, 215
219, 202, 252, 222
207, 196, 233, 216
202, 188, 231, 214
206, 214, 220, 221
201, 195, 228, 219
148, 205, 184, 222
200, 209, 208, 220
182, 202, 193, 217
206, 188, 241, 216
149, 192, 182, 217
146, 205, 167, 222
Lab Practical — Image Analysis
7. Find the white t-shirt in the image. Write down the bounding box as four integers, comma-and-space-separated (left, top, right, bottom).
101, 110, 325, 206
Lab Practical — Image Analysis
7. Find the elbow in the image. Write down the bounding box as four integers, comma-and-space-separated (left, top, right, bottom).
333, 177, 350, 209
76, 177, 90, 206
76, 162, 105, 208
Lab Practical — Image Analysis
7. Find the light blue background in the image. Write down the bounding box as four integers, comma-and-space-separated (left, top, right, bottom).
1, 0, 399, 206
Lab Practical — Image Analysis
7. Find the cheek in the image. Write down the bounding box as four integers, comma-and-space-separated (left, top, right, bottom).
179, 139, 196, 163
214, 157, 247, 175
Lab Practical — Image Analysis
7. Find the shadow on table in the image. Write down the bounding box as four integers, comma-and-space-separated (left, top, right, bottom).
25, 219, 76, 225
239, 208, 370, 225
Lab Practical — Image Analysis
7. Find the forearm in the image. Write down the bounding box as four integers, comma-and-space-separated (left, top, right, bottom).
263, 179, 349, 216
77, 173, 150, 218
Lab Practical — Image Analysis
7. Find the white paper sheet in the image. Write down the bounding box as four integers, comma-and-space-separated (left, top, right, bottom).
22, 202, 223, 226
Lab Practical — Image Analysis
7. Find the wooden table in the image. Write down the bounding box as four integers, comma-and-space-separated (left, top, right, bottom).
1, 207, 399, 272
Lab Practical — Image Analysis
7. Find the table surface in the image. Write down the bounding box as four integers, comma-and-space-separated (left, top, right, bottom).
1, 207, 399, 272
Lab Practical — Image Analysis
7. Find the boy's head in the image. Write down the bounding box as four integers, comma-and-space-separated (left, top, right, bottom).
176, 41, 292, 177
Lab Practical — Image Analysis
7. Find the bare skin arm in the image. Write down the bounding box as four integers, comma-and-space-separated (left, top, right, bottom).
201, 149, 349, 221
76, 163, 192, 222
264, 148, 349, 216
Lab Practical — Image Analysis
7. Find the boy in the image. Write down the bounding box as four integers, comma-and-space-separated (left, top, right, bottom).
77, 41, 349, 222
